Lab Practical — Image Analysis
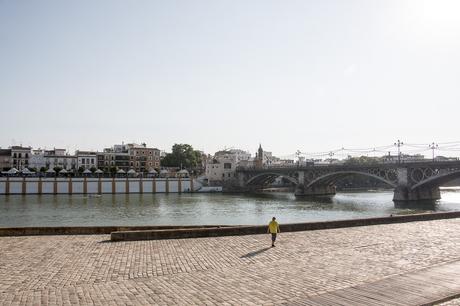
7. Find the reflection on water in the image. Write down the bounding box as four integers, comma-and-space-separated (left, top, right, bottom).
0, 189, 459, 227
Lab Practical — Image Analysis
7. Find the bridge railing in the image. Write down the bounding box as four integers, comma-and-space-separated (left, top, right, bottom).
236, 159, 460, 172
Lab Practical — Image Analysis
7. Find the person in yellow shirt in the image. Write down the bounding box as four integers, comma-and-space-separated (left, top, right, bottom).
268, 217, 280, 247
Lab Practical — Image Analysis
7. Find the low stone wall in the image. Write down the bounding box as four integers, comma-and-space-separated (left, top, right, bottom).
0, 225, 229, 237
111, 211, 460, 241
1, 211, 459, 239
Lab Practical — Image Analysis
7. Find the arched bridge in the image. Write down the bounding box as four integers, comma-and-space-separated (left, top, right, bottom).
225, 161, 460, 201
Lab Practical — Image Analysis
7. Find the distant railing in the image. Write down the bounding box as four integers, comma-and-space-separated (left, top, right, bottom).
236, 158, 460, 171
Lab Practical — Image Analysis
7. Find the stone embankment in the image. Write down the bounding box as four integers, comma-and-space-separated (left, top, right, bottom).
110, 211, 460, 241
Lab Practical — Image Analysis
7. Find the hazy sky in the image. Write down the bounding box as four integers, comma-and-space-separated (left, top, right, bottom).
1, 0, 459, 158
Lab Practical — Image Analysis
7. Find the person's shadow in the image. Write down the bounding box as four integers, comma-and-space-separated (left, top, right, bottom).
240, 247, 272, 258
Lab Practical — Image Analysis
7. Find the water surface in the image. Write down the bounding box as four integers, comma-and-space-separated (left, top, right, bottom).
0, 189, 459, 227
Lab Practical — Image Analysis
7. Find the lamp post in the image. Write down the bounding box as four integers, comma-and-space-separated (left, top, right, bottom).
429, 142, 438, 162
394, 140, 404, 164
328, 151, 334, 164
295, 150, 301, 167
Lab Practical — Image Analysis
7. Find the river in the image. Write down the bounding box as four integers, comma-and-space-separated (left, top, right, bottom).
0, 188, 459, 227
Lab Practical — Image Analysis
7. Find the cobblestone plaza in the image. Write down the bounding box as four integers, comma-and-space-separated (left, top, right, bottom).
1, 219, 460, 305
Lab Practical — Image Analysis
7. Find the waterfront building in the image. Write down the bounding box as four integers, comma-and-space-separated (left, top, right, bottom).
100, 144, 130, 173
127, 143, 160, 173
43, 149, 77, 171
98, 143, 160, 173
76, 150, 98, 170
0, 149, 12, 171
29, 149, 46, 170
10, 146, 32, 170
205, 148, 251, 185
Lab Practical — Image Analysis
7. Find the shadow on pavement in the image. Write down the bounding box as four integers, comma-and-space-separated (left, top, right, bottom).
98, 239, 114, 243
240, 247, 272, 258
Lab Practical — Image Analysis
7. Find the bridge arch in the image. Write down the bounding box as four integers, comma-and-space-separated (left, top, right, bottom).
246, 172, 298, 187
305, 170, 397, 189
411, 170, 460, 190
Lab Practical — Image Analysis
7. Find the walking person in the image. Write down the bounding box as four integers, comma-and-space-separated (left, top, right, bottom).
268, 217, 280, 247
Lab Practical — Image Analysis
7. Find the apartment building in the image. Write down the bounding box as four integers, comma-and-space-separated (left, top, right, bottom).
11, 146, 32, 170
76, 150, 98, 170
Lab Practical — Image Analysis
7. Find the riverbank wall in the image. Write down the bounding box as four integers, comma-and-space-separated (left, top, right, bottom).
1, 211, 458, 238
111, 211, 460, 241
0, 177, 202, 195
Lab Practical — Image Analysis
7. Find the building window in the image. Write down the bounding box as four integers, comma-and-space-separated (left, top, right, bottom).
224, 163, 232, 169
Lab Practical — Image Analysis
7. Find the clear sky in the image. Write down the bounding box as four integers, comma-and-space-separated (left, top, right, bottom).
1, 0, 459, 158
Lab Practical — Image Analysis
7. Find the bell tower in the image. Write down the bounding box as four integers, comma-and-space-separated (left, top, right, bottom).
255, 144, 264, 169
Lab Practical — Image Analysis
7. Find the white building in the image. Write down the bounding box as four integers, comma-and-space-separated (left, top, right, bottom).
44, 149, 77, 171
205, 149, 252, 185
205, 157, 236, 185
76, 150, 98, 170
10, 146, 31, 170
382, 154, 426, 163
29, 149, 46, 170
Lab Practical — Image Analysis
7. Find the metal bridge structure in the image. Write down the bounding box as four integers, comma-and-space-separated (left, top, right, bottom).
224, 160, 460, 201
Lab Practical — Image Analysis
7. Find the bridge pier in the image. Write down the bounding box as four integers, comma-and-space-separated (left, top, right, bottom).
393, 186, 441, 202
295, 184, 336, 197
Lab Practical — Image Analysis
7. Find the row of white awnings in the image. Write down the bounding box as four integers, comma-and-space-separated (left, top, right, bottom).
2, 168, 189, 175
1, 168, 35, 175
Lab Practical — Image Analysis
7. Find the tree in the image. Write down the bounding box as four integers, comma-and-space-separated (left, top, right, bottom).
161, 144, 201, 169
40, 167, 47, 173
109, 166, 117, 175
90, 166, 97, 173
78, 166, 85, 174
344, 156, 381, 165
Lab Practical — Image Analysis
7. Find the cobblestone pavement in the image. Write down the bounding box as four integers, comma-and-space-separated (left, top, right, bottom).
0, 218, 459, 305
438, 299, 460, 306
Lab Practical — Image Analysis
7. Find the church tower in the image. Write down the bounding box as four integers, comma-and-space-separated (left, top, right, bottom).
255, 144, 264, 169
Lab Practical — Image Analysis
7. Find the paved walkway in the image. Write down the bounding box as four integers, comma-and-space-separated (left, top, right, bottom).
0, 218, 460, 305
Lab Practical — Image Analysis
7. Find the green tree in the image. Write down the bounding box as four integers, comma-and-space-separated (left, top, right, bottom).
161, 144, 201, 169
344, 155, 382, 165
39, 167, 47, 173
90, 166, 97, 173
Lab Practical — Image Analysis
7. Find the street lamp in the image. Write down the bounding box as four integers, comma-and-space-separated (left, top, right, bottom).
429, 142, 438, 162
328, 151, 334, 164
394, 140, 404, 164
295, 150, 301, 167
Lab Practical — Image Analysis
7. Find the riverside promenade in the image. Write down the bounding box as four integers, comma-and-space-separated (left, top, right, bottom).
1, 218, 460, 305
